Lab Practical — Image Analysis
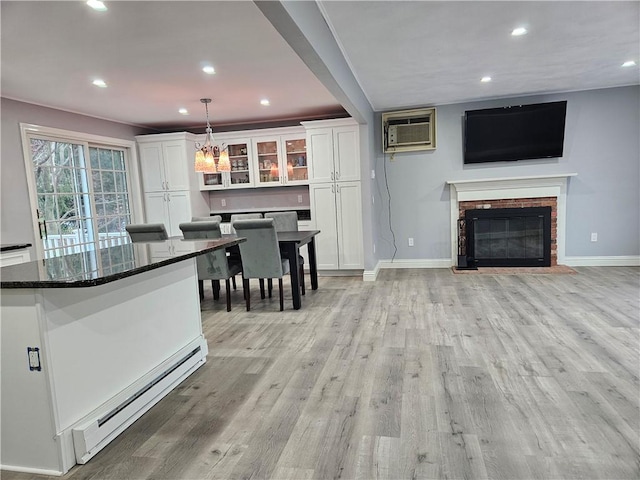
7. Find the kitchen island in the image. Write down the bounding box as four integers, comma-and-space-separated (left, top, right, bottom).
0, 237, 243, 475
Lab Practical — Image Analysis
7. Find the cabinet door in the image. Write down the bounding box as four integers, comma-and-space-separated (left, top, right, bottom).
307, 128, 334, 183
253, 137, 282, 186
333, 127, 360, 182
143, 192, 171, 258
309, 183, 339, 270
281, 134, 308, 185
336, 181, 364, 269
139, 143, 165, 192
166, 191, 191, 237
162, 141, 190, 191
225, 140, 253, 188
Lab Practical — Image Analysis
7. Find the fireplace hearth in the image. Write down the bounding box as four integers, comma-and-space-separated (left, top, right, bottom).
461, 207, 552, 267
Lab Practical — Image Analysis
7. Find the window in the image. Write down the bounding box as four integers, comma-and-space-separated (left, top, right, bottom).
22, 125, 138, 260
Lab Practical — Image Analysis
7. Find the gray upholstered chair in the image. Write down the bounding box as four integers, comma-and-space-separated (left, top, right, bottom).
179, 221, 242, 312
125, 223, 169, 242
264, 211, 305, 295
192, 215, 222, 223
229, 213, 263, 234
233, 218, 290, 311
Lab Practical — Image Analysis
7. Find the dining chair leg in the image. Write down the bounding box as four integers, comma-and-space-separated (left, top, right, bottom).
232, 275, 237, 290
300, 264, 305, 295
212, 280, 221, 300
278, 278, 284, 311
259, 279, 265, 299
198, 280, 204, 300
243, 278, 250, 311
225, 279, 232, 312
267, 279, 273, 298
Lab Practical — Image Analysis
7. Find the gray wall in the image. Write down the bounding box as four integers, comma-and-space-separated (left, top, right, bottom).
0, 98, 151, 250
371, 86, 640, 262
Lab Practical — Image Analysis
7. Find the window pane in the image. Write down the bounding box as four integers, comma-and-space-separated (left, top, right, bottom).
99, 149, 114, 170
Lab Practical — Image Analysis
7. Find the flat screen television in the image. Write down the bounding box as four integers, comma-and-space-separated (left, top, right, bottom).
463, 101, 567, 164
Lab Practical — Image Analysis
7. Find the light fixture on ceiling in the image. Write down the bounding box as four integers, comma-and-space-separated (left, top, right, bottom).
202, 65, 216, 75
622, 60, 636, 67
86, 0, 107, 11
511, 27, 527, 36
194, 98, 219, 174
178, 108, 189, 115
92, 79, 107, 88
481, 76, 492, 83
260, 99, 270, 106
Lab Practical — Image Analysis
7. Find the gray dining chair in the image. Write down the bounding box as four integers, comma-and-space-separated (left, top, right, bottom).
179, 221, 242, 312
233, 218, 290, 311
229, 213, 263, 234
264, 211, 305, 295
192, 215, 222, 223
125, 223, 169, 242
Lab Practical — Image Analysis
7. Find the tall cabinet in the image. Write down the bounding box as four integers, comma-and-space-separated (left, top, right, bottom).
304, 119, 363, 270
135, 133, 209, 258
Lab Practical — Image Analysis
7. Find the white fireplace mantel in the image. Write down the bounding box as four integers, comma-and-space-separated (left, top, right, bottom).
447, 173, 577, 265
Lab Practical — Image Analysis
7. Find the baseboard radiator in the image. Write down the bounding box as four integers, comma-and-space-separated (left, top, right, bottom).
72, 343, 206, 464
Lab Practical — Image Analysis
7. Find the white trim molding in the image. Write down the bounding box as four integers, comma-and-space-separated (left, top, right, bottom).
447, 174, 577, 266
363, 258, 451, 281
564, 256, 640, 267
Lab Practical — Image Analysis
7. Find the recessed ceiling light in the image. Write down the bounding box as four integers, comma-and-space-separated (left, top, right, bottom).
86, 0, 107, 11
260, 99, 270, 106
178, 108, 189, 115
92, 79, 107, 88
481, 76, 492, 83
511, 27, 527, 36
202, 65, 215, 75
622, 60, 637, 67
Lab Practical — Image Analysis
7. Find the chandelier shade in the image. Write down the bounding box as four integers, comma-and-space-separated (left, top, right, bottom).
217, 149, 231, 172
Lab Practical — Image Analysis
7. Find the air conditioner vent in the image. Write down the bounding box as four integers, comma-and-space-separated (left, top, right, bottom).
382, 108, 436, 153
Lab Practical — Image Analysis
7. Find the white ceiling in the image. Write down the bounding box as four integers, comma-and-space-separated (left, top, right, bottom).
2, 1, 638, 132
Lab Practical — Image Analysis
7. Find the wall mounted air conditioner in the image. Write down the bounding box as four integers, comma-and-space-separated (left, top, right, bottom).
382, 107, 436, 153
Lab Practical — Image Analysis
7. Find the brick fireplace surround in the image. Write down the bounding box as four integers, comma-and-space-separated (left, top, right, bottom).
447, 174, 577, 267
459, 197, 558, 266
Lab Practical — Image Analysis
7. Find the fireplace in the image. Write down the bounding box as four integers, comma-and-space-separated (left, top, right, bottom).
464, 206, 552, 267
447, 174, 576, 267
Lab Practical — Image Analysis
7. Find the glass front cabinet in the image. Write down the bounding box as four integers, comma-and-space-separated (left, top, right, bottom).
200, 139, 253, 190
252, 133, 308, 187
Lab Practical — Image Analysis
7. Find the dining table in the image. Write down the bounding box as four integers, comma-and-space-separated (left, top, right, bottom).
277, 230, 320, 310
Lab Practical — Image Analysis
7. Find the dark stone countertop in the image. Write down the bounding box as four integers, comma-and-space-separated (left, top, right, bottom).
0, 243, 32, 252
0, 237, 244, 289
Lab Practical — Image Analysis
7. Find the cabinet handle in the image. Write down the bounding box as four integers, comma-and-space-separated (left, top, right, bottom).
336, 184, 340, 194
166, 181, 170, 190
336, 172, 340, 180
331, 172, 334, 181
331, 184, 335, 193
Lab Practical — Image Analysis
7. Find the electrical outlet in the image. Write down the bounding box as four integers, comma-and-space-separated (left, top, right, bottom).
298, 195, 303, 204
591, 232, 598, 242
373, 243, 376, 253
372, 195, 375, 205
408, 237, 414, 247
221, 199, 226, 207
371, 169, 376, 179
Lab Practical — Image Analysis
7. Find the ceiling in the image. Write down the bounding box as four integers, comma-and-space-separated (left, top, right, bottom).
2, 1, 638, 132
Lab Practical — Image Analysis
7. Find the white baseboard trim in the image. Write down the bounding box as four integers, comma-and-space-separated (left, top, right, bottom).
0, 465, 63, 476
363, 259, 452, 281
563, 255, 640, 267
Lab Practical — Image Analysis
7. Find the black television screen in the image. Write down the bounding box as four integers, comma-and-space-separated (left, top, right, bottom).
463, 101, 567, 164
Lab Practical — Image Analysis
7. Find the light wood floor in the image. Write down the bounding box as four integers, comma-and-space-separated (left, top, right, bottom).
4, 267, 639, 480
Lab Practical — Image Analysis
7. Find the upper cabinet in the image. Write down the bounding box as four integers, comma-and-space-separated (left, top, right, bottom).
201, 138, 253, 190
304, 119, 360, 184
252, 132, 308, 187
198, 126, 307, 190
138, 140, 191, 192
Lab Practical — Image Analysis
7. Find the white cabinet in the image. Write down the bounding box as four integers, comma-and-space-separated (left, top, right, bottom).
200, 139, 253, 190
136, 133, 209, 258
197, 126, 308, 190
307, 125, 359, 184
310, 181, 363, 270
303, 119, 363, 270
0, 248, 31, 267
252, 133, 308, 187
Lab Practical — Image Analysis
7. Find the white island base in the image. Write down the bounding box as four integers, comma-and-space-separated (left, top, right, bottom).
1, 259, 208, 475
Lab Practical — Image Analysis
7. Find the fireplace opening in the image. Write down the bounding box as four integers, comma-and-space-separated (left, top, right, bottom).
464, 207, 552, 267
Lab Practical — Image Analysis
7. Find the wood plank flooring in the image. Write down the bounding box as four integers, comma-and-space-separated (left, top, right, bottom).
3, 267, 639, 480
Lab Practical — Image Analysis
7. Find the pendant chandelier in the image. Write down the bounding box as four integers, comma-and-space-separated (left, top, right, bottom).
194, 98, 231, 173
